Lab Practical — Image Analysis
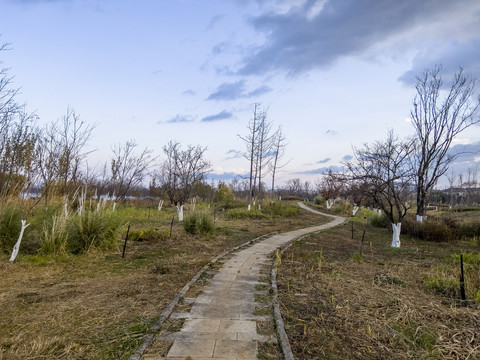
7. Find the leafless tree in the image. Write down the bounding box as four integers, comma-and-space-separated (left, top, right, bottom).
110, 140, 154, 200
0, 42, 38, 196
346, 131, 415, 247
269, 126, 288, 194
239, 103, 261, 205
255, 107, 274, 201
411, 66, 480, 221
37, 107, 95, 200
239, 103, 276, 204
0, 109, 38, 196
157, 141, 211, 220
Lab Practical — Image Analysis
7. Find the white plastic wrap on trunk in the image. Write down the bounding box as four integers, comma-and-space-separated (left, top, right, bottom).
113, 202, 116, 211
326, 199, 335, 209
158, 200, 164, 211
353, 206, 359, 216
9, 220, 31, 262
192, 197, 196, 211
391, 223, 401, 248
248, 204, 251, 211
416, 214, 427, 222
176, 205, 184, 222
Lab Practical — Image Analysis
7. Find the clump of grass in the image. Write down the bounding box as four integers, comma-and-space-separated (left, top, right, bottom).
67, 210, 123, 254
183, 212, 214, 235
0, 203, 23, 253
39, 214, 68, 255
262, 202, 299, 217
352, 251, 363, 263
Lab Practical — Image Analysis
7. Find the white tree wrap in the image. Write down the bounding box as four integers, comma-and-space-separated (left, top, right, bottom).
9, 220, 31, 262
391, 223, 401, 248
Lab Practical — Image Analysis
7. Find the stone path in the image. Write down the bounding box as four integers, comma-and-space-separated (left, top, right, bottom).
145, 203, 345, 360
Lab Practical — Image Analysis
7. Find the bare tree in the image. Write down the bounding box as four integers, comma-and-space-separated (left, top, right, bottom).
254, 107, 274, 202
346, 131, 414, 247
0, 109, 38, 196
37, 108, 95, 201
269, 126, 288, 194
157, 141, 211, 221
239, 103, 261, 206
0, 42, 39, 196
110, 140, 154, 200
411, 66, 480, 221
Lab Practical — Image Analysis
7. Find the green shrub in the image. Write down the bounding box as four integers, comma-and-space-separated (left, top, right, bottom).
199, 213, 214, 235
330, 199, 351, 215
184, 212, 214, 235
369, 213, 388, 228
214, 184, 234, 205
67, 210, 123, 254
314, 195, 326, 206
0, 204, 23, 254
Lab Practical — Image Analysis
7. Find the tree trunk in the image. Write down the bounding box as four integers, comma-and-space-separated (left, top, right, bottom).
9, 220, 30, 262
176, 204, 184, 222
391, 223, 401, 248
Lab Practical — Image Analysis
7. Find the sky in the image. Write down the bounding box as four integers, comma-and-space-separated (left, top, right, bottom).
1, 0, 480, 189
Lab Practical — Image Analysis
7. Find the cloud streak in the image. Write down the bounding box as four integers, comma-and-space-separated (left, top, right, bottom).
201, 110, 233, 122
207, 80, 273, 101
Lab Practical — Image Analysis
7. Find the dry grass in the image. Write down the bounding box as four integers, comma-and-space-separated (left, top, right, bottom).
277, 221, 480, 359
0, 202, 324, 360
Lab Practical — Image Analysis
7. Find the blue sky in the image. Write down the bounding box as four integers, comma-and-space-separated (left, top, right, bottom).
2, 0, 480, 188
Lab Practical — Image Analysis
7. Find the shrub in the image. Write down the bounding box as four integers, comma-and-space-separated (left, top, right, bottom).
330, 200, 351, 215
214, 184, 234, 205
183, 212, 214, 235
314, 195, 326, 206
0, 204, 23, 254
199, 213, 214, 235
402, 218, 453, 242
369, 213, 388, 228
67, 210, 123, 254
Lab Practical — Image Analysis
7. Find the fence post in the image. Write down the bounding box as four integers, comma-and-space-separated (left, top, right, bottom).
460, 253, 466, 303
122, 224, 130, 258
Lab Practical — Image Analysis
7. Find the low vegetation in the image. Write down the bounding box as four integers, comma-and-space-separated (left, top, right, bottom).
0, 200, 321, 360
276, 205, 480, 359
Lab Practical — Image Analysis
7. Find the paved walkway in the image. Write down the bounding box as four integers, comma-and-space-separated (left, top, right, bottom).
146, 203, 345, 360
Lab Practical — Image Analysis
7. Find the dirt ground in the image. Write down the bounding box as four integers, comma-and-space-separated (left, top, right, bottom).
276, 220, 480, 359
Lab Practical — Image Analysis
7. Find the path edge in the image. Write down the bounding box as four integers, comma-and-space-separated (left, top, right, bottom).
271, 202, 346, 360
128, 232, 273, 360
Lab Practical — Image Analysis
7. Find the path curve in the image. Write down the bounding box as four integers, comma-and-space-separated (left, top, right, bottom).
142, 203, 345, 360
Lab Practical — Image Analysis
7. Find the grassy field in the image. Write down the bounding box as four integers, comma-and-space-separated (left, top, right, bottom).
276, 206, 480, 359
0, 201, 324, 360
